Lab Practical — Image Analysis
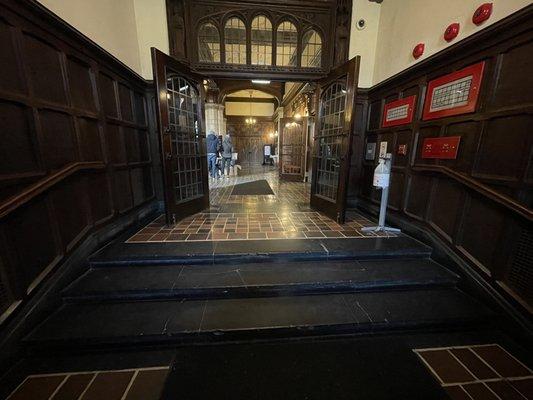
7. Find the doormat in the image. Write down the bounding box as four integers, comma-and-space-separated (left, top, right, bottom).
231, 180, 274, 195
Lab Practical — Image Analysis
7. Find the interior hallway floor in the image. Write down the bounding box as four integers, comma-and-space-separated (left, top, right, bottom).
128, 167, 396, 243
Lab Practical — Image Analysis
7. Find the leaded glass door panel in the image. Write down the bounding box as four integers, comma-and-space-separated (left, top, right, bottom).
152, 48, 209, 224
279, 117, 305, 181
310, 57, 360, 223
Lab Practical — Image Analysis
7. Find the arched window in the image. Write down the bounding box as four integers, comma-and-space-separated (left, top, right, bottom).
198, 23, 220, 63
224, 17, 246, 64
276, 21, 297, 67
251, 15, 272, 66
301, 29, 322, 68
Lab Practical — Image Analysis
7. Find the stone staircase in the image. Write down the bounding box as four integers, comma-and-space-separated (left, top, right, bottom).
23, 234, 496, 352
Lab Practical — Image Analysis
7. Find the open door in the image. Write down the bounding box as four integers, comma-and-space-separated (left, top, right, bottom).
279, 117, 306, 181
152, 48, 209, 225
310, 57, 360, 223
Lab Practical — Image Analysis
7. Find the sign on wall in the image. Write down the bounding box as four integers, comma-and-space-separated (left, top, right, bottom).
422, 62, 485, 120
382, 95, 417, 127
421, 136, 461, 159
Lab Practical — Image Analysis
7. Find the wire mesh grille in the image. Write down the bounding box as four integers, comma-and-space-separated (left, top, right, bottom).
508, 226, 533, 307
251, 15, 272, 66
167, 75, 204, 204
225, 17, 246, 65
276, 21, 297, 67
315, 82, 346, 201
198, 23, 220, 63
301, 30, 322, 68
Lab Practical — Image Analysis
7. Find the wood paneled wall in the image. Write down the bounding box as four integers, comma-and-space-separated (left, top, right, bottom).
358, 7, 533, 310
227, 117, 275, 166
0, 0, 155, 319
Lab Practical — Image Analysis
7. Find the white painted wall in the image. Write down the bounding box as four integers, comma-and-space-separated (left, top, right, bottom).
348, 0, 381, 88
37, 0, 169, 79
371, 0, 532, 84
132, 0, 169, 79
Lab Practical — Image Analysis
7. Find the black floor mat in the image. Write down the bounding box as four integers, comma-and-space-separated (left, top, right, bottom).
231, 180, 274, 195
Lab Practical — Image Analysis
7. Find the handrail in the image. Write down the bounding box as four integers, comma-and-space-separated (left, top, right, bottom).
412, 165, 533, 222
0, 161, 105, 219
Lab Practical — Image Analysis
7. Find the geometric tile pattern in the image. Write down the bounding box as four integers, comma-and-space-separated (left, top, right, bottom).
414, 344, 533, 400
128, 211, 396, 242
7, 366, 169, 400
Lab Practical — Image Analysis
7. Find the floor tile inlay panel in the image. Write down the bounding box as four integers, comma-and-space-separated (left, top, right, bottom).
414, 344, 533, 400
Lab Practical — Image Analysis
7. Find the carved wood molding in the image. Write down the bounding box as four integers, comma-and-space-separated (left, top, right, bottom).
0, 162, 105, 219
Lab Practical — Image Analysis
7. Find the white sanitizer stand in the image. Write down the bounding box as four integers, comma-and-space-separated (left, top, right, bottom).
361, 153, 401, 233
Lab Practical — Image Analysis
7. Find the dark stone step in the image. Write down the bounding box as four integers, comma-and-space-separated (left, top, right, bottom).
89, 236, 432, 267
63, 259, 459, 303
25, 288, 494, 350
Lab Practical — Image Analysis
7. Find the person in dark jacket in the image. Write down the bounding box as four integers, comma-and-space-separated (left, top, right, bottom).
206, 130, 220, 179
221, 133, 234, 179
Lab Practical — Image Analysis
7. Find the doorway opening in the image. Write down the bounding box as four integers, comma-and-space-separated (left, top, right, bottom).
127, 49, 391, 244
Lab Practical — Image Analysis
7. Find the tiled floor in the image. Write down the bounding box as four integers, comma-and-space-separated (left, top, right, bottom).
129, 167, 395, 242
208, 167, 309, 205
414, 344, 533, 399
6, 366, 169, 400
128, 211, 393, 242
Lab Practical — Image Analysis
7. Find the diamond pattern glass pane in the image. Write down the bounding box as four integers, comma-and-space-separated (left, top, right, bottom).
316, 82, 346, 201
276, 21, 297, 67
251, 15, 272, 66
225, 17, 246, 65
167, 75, 204, 204
198, 23, 220, 63
301, 30, 322, 68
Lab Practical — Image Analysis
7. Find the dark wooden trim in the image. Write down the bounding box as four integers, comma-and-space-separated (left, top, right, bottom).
225, 97, 277, 104
0, 162, 105, 219
412, 165, 533, 223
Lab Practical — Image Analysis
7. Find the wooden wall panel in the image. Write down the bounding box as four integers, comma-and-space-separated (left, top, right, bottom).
359, 7, 533, 310
0, 0, 155, 322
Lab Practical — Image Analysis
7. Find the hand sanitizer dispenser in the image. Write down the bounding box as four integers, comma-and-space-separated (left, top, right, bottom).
362, 153, 401, 234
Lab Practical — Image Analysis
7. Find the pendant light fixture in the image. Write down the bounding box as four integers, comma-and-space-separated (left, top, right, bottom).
245, 89, 256, 124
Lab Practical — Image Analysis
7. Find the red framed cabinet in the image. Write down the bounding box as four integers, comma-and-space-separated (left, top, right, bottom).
382, 95, 417, 128
422, 62, 485, 121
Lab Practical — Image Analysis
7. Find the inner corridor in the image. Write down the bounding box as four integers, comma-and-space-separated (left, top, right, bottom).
129, 167, 392, 243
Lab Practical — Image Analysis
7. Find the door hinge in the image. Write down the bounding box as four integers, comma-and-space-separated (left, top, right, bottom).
172, 214, 176, 224
165, 152, 172, 160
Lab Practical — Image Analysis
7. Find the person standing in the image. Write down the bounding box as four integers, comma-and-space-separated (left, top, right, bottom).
221, 133, 234, 179
206, 130, 219, 180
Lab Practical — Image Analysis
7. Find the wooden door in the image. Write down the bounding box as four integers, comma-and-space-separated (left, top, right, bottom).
152, 48, 209, 224
279, 117, 305, 181
310, 57, 360, 223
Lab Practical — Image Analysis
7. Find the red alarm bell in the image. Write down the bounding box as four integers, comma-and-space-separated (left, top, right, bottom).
444, 23, 460, 42
473, 3, 493, 25
412, 43, 425, 59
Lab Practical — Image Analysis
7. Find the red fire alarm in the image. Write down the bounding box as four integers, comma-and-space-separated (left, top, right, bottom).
473, 3, 493, 25
412, 43, 425, 59
444, 23, 460, 42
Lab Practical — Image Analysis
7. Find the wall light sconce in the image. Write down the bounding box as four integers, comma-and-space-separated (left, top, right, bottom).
294, 113, 302, 120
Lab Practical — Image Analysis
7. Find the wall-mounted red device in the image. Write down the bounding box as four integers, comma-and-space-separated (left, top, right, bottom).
412, 43, 425, 59
473, 3, 493, 25
421, 136, 461, 159
444, 23, 460, 42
